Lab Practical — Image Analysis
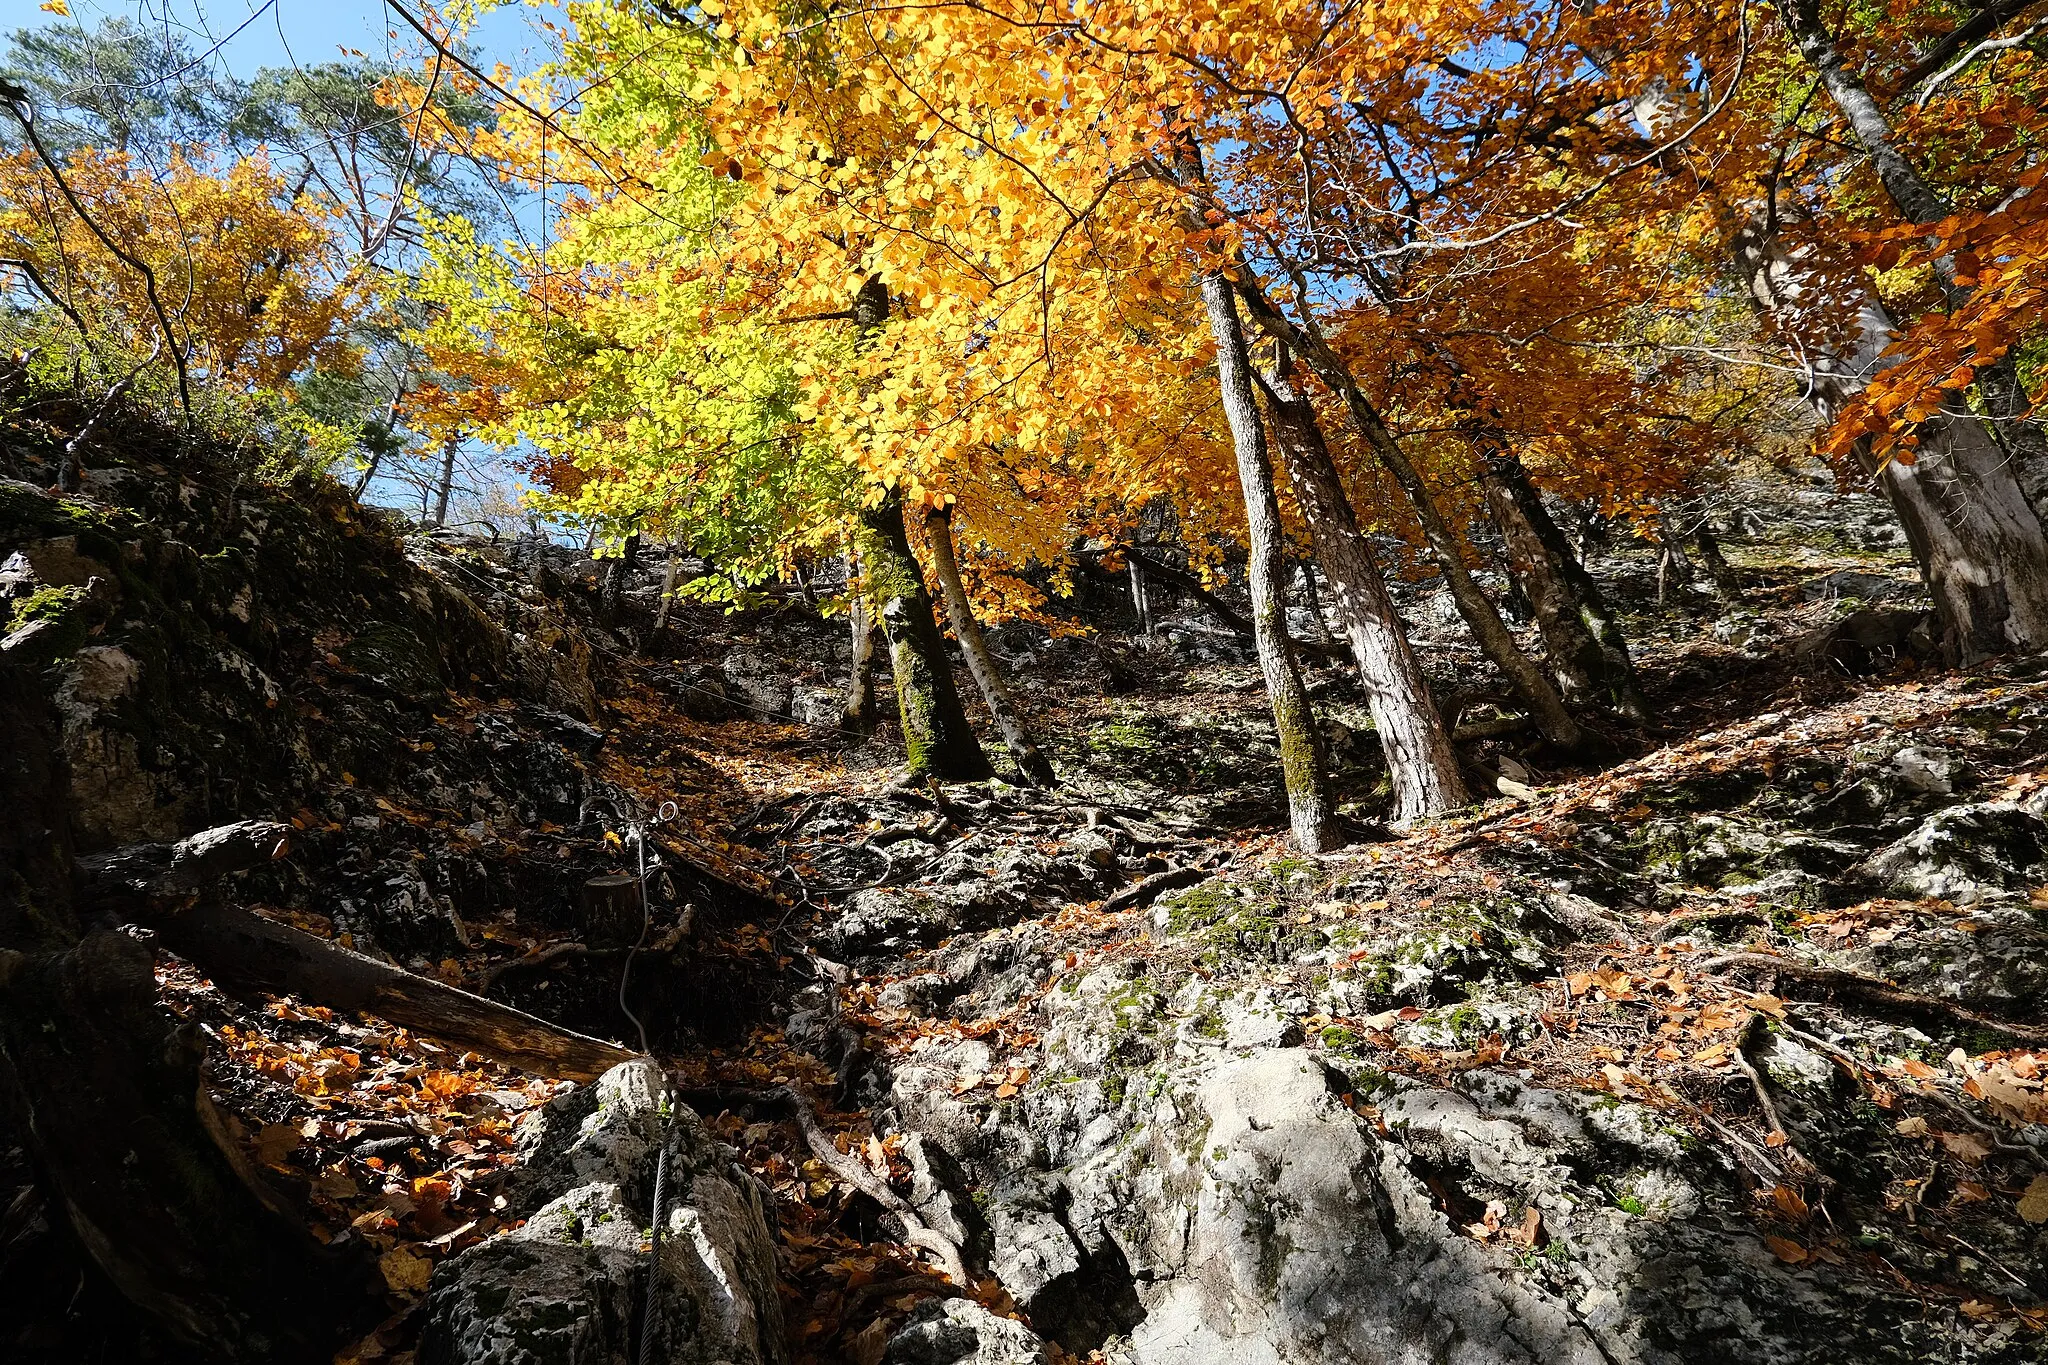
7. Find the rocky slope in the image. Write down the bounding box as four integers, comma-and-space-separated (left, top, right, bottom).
4, 414, 2045, 1365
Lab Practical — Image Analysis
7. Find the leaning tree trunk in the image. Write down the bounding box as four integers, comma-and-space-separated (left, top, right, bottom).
1687, 510, 1745, 605
1226, 278, 1586, 751
1478, 450, 1650, 722
1256, 360, 1468, 823
1203, 275, 1339, 851
1734, 225, 2048, 662
1778, 0, 2048, 502
924, 505, 1058, 787
1598, 17, 2048, 663
860, 495, 993, 782
0, 664, 366, 1363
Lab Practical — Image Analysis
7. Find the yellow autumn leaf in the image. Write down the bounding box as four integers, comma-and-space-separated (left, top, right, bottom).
379, 1246, 433, 1293
2019, 1174, 2048, 1225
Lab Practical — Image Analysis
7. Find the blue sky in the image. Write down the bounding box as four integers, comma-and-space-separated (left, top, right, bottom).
12, 0, 563, 85
11, 0, 573, 528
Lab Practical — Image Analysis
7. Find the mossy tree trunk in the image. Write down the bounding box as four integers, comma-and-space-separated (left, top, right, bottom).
841, 273, 992, 781
924, 505, 1057, 786
861, 495, 993, 782
1256, 357, 1467, 824
1203, 274, 1339, 852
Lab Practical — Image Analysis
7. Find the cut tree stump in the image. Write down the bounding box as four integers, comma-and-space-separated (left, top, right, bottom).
580, 873, 645, 948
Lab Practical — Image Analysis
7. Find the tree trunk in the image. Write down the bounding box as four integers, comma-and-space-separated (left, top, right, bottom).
430, 437, 458, 527
600, 531, 640, 627
1256, 360, 1468, 823
842, 587, 879, 738
1687, 510, 1745, 605
1130, 557, 1154, 640
1780, 0, 2048, 505
650, 546, 680, 647
923, 505, 1058, 787
1733, 224, 2048, 662
1202, 274, 1339, 851
860, 495, 993, 782
1227, 278, 1586, 750
155, 902, 635, 1080
1478, 450, 1649, 720
1295, 560, 1342, 649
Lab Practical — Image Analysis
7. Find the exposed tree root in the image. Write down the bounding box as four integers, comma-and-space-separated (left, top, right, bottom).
1702, 953, 2048, 1047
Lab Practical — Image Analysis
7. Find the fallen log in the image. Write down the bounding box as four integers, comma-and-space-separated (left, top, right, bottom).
157, 902, 637, 1080
75, 819, 293, 919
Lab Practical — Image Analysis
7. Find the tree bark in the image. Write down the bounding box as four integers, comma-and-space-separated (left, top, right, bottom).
1479, 449, 1649, 720
1712, 0, 2048, 654
154, 902, 637, 1080
840, 274, 992, 780
923, 505, 1058, 787
1227, 278, 1587, 750
1295, 560, 1342, 650
430, 436, 459, 527
1130, 557, 1154, 639
1684, 507, 1746, 605
650, 546, 680, 649
1255, 360, 1468, 823
860, 494, 993, 782
600, 531, 640, 627
1202, 274, 1339, 851
1733, 223, 2048, 662
842, 587, 879, 738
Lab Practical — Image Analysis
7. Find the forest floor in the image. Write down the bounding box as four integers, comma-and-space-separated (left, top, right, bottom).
8, 450, 2047, 1364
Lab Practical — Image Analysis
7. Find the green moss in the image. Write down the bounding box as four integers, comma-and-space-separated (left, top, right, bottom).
7, 583, 89, 635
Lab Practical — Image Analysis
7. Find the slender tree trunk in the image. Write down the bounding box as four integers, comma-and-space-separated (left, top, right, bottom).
430, 437, 458, 527
861, 495, 992, 782
1202, 275, 1339, 850
842, 569, 879, 739
1479, 450, 1649, 720
1654, 510, 1699, 610
1227, 279, 1586, 750
600, 531, 639, 627
1296, 560, 1341, 649
1130, 558, 1154, 640
651, 546, 680, 645
923, 505, 1058, 787
1256, 360, 1468, 823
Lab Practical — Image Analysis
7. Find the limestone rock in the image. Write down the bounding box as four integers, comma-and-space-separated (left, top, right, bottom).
722, 648, 793, 719
1856, 801, 2048, 903
422, 1060, 785, 1365
886, 1298, 1049, 1365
